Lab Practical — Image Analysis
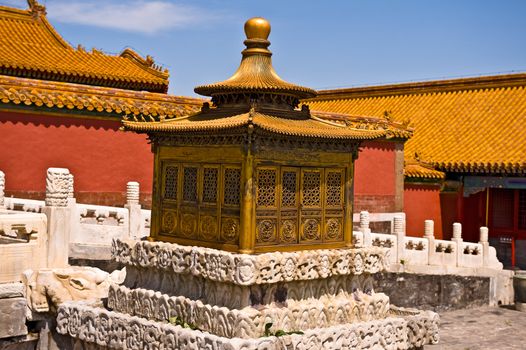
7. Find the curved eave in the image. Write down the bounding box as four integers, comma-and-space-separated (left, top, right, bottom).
435, 161, 526, 175
194, 84, 316, 100
0, 75, 202, 118
122, 112, 389, 141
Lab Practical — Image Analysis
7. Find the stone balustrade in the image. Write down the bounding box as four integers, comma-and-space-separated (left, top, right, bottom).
0, 168, 505, 273
0, 168, 150, 264
354, 211, 503, 271
0, 212, 48, 283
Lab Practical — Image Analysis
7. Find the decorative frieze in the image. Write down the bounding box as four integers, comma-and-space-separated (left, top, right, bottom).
107, 284, 390, 338
57, 302, 439, 350
112, 239, 389, 286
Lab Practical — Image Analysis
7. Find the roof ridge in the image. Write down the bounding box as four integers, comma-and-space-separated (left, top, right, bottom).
0, 0, 170, 92
313, 73, 526, 100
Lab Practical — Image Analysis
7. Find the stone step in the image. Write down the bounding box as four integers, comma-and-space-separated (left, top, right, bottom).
57, 301, 439, 350
108, 284, 391, 338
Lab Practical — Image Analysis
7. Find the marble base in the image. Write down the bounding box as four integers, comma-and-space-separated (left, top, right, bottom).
57, 302, 439, 350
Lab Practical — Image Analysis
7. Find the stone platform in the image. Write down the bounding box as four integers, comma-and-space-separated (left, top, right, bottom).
55, 239, 439, 349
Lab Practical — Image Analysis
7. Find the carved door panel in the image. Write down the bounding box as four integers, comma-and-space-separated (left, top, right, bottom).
198, 165, 220, 242
220, 165, 241, 244
300, 168, 323, 243
255, 167, 279, 245
160, 163, 179, 236
179, 165, 199, 239
279, 167, 299, 244
323, 168, 345, 241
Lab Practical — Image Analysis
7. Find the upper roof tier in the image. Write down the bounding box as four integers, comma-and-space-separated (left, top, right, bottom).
194, 17, 317, 106
123, 17, 412, 142
0, 1, 169, 93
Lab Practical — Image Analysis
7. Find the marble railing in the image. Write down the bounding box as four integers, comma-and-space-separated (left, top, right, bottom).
0, 168, 503, 272
0, 211, 48, 283
353, 211, 502, 271
0, 168, 150, 263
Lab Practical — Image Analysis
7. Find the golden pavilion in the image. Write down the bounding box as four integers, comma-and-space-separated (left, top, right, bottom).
123, 17, 411, 253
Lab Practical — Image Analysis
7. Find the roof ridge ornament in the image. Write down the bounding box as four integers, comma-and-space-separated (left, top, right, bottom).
27, 0, 46, 17
194, 17, 316, 109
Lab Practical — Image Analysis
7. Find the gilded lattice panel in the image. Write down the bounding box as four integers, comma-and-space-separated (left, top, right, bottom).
224, 168, 241, 206
202, 167, 218, 204
257, 169, 277, 207
182, 167, 198, 202
302, 171, 322, 207
221, 217, 240, 243
280, 219, 297, 243
326, 171, 343, 207
164, 166, 178, 200
199, 215, 218, 241
256, 219, 277, 244
325, 217, 343, 241
281, 171, 297, 207
301, 218, 321, 241
161, 209, 177, 234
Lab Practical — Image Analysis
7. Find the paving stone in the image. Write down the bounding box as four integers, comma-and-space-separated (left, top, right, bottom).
425, 306, 526, 349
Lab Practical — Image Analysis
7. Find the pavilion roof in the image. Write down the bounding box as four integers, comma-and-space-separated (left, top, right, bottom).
122, 106, 412, 141
0, 1, 169, 92
306, 73, 526, 175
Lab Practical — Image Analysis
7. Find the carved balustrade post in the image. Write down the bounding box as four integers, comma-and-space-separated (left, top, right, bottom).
424, 219, 435, 263
125, 181, 143, 240
394, 215, 405, 264
0, 170, 5, 208
42, 167, 73, 267
359, 211, 372, 247
451, 222, 463, 267
479, 226, 490, 267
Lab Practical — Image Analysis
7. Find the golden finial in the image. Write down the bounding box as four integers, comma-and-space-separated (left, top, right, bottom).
244, 17, 271, 40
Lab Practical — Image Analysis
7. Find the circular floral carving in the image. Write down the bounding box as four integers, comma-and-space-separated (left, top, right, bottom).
157, 246, 172, 269
161, 211, 177, 234
181, 214, 196, 237
221, 218, 239, 242
353, 253, 364, 274
235, 257, 257, 285
302, 219, 320, 241
200, 216, 218, 241
282, 255, 297, 281
326, 218, 342, 240
280, 220, 296, 243
257, 219, 275, 243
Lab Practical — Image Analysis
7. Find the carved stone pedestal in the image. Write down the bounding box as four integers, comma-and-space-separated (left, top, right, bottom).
55, 239, 439, 349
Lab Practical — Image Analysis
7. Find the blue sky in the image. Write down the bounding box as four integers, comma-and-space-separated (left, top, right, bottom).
4, 0, 526, 96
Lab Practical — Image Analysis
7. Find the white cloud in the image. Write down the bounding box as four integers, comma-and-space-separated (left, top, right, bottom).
46, 0, 211, 34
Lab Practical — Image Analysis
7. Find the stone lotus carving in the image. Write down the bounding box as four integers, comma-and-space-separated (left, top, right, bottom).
57, 302, 439, 350
112, 239, 389, 286
24, 266, 125, 313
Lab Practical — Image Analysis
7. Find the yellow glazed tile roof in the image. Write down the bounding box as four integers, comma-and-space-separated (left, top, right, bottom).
0, 2, 169, 92
122, 107, 408, 141
0, 74, 202, 118
306, 73, 526, 175
404, 162, 445, 180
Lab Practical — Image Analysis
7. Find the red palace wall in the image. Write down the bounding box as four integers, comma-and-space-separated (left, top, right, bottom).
0, 111, 154, 207
1, 112, 400, 212
354, 141, 397, 213
404, 184, 443, 239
